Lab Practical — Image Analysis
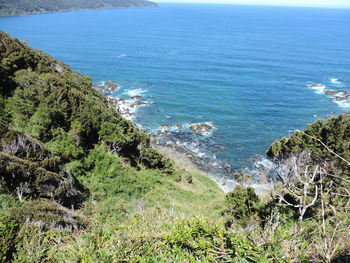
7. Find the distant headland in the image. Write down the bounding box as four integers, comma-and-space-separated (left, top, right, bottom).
0, 0, 158, 16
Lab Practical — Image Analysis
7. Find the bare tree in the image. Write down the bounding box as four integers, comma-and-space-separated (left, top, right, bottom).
16, 182, 31, 202
274, 151, 350, 261
275, 152, 321, 222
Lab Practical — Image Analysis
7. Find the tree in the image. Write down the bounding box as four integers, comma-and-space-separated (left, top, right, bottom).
223, 185, 260, 228
275, 152, 320, 222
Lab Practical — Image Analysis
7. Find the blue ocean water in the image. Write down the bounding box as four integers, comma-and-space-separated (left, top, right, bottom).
1, 4, 350, 188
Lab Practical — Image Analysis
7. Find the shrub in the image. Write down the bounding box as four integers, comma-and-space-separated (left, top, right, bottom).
140, 147, 174, 174
0, 214, 20, 262
223, 186, 261, 228
13, 223, 70, 263
46, 129, 84, 160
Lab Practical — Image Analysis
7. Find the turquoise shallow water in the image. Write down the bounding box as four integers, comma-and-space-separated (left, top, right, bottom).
1, 4, 350, 187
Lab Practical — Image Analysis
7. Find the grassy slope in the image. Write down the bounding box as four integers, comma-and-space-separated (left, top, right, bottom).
69, 146, 224, 223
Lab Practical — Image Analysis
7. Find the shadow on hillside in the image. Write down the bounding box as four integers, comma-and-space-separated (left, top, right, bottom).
332, 255, 350, 263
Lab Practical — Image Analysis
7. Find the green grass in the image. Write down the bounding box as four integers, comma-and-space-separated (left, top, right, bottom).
69, 145, 224, 224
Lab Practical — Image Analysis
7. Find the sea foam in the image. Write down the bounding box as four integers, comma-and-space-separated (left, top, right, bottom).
307, 83, 326, 94
127, 89, 147, 97
334, 100, 350, 109
307, 80, 350, 110
329, 77, 342, 84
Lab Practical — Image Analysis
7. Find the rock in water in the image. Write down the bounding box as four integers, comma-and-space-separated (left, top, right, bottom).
333, 95, 350, 102
190, 123, 214, 136
325, 90, 350, 95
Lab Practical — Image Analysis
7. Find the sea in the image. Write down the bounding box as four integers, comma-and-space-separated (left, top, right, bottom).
1, 3, 350, 191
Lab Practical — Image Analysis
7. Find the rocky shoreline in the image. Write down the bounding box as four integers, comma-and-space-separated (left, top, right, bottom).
95, 80, 274, 193
94, 81, 151, 120
152, 143, 237, 193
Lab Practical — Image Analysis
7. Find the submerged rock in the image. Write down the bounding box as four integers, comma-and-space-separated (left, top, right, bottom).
333, 95, 350, 102
325, 90, 350, 95
190, 123, 214, 136
105, 80, 119, 92
131, 95, 144, 99
307, 83, 326, 89
325, 90, 343, 95
131, 101, 149, 106
173, 123, 183, 129
93, 80, 119, 94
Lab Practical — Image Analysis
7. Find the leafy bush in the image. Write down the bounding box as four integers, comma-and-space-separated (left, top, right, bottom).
267, 114, 350, 178
13, 223, 70, 263
46, 129, 84, 160
140, 147, 174, 174
223, 186, 261, 228
161, 218, 287, 262
0, 214, 19, 262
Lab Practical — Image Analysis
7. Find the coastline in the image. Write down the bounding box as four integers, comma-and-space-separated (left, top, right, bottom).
0, 3, 158, 17
96, 81, 274, 194
97, 80, 275, 194
152, 142, 237, 193
152, 143, 210, 176
153, 142, 274, 194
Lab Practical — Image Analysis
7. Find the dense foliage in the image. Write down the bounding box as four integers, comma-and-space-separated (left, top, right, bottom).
223, 185, 261, 228
0, 31, 349, 262
0, 0, 157, 16
267, 114, 350, 178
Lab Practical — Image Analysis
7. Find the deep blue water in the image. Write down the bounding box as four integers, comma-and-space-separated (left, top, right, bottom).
1, 4, 350, 187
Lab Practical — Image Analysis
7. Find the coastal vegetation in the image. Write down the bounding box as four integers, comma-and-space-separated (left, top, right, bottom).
0, 31, 349, 262
0, 0, 157, 16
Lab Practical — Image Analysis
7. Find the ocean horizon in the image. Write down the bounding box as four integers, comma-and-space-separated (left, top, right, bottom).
1, 3, 349, 190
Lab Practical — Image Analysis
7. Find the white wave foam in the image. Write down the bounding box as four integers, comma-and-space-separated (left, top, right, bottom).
306, 80, 350, 110
117, 54, 128, 58
110, 96, 151, 121
127, 89, 147, 97
210, 175, 273, 194
307, 83, 326, 94
334, 100, 350, 109
329, 77, 342, 84
254, 157, 275, 170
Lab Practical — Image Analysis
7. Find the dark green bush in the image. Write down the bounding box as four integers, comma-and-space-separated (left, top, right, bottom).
267, 114, 350, 178
258, 198, 298, 228
140, 147, 173, 174
223, 186, 261, 228
0, 214, 19, 262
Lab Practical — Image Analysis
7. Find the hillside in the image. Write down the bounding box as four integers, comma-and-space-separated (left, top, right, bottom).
0, 0, 157, 16
0, 31, 349, 262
